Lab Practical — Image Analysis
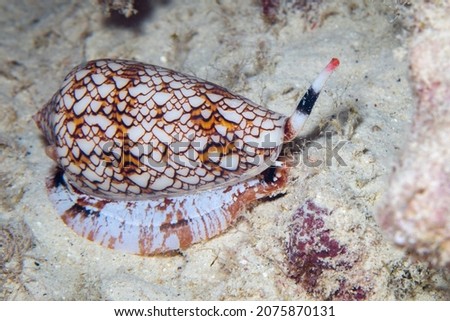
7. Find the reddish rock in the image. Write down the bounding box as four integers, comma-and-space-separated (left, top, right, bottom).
376, 2, 450, 268
286, 200, 369, 299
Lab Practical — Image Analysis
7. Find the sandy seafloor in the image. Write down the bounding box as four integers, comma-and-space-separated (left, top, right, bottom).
0, 0, 449, 300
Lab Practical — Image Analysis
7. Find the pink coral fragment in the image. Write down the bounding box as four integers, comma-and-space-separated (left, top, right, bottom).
286, 200, 346, 290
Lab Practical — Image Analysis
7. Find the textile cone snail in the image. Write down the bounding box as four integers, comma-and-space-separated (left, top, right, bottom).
34, 58, 339, 255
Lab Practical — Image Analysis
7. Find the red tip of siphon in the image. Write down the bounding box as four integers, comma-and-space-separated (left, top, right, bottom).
327, 58, 340, 72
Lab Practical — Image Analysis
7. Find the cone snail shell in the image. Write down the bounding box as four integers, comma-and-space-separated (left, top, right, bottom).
34, 58, 339, 255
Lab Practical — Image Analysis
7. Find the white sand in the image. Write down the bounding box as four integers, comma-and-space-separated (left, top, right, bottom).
0, 0, 448, 300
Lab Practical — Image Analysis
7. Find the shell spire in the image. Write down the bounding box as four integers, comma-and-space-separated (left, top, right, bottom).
285, 58, 340, 141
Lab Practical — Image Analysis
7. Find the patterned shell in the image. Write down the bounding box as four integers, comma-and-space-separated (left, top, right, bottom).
34, 58, 339, 255
35, 59, 287, 200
